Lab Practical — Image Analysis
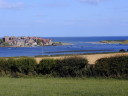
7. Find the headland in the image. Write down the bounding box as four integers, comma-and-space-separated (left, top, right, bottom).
0, 36, 68, 47
100, 40, 128, 44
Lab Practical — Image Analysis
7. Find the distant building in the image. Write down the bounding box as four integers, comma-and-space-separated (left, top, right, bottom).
3, 36, 10, 42
16, 40, 25, 47
2, 36, 53, 47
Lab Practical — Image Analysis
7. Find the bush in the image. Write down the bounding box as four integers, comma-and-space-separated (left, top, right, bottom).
119, 49, 126, 52
0, 58, 7, 75
94, 56, 128, 78
86, 64, 95, 77
0, 58, 18, 76
6, 58, 17, 74
15, 58, 37, 75
55, 56, 88, 77
37, 59, 57, 75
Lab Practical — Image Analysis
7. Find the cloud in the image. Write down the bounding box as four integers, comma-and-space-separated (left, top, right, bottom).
79, 0, 105, 4
0, 0, 24, 9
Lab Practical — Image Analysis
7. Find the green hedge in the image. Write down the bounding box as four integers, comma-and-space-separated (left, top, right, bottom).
94, 56, 128, 78
36, 56, 88, 77
0, 55, 128, 78
37, 59, 57, 75
54, 56, 88, 77
0, 58, 8, 75
15, 58, 37, 75
7, 58, 17, 74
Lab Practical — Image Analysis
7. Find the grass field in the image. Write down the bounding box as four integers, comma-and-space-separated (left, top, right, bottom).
0, 77, 128, 96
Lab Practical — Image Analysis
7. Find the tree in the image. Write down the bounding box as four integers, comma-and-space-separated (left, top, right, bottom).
2, 42, 9, 47
37, 39, 42, 45
0, 39, 4, 44
119, 49, 126, 52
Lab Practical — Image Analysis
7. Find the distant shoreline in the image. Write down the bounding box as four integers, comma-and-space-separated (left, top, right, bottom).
0, 43, 73, 48
84, 40, 128, 45
100, 40, 128, 44
44, 49, 113, 54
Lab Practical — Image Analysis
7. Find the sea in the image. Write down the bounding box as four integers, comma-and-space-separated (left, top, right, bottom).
0, 36, 128, 57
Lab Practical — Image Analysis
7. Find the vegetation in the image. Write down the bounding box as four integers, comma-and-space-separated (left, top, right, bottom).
100, 40, 128, 44
0, 55, 128, 79
2, 42, 10, 47
52, 42, 62, 46
0, 58, 8, 75
0, 55, 128, 96
0, 77, 128, 96
0, 58, 37, 77
36, 57, 88, 77
89, 56, 128, 78
15, 58, 37, 75
36, 39, 42, 45
0, 39, 4, 43
36, 59, 57, 75
55, 57, 88, 77
119, 49, 126, 52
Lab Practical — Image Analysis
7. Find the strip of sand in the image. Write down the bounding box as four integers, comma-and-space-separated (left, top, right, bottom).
35, 53, 128, 64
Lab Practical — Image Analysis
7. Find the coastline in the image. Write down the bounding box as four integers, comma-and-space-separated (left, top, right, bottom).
84, 40, 128, 45
0, 43, 73, 47
62, 43, 73, 45
100, 40, 128, 44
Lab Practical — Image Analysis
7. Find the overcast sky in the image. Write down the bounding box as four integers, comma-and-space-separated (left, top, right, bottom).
0, 0, 128, 37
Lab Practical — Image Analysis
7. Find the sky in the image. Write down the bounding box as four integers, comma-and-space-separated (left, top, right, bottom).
0, 0, 128, 37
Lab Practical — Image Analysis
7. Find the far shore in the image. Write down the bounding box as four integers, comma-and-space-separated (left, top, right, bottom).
61, 43, 73, 45
0, 42, 73, 48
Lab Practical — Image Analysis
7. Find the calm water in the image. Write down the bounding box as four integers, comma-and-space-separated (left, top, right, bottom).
0, 36, 128, 57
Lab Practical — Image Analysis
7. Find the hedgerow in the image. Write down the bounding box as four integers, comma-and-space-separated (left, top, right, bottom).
15, 58, 37, 75
54, 56, 88, 77
36, 59, 57, 75
0, 55, 127, 78
94, 55, 128, 78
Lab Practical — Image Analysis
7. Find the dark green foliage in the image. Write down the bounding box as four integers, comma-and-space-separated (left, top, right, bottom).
37, 39, 42, 45
119, 49, 126, 52
94, 56, 128, 78
0, 58, 17, 75
0, 55, 128, 78
55, 57, 88, 77
0, 57, 38, 77
86, 64, 95, 77
15, 58, 37, 75
0, 39, 4, 44
37, 59, 57, 75
0, 58, 7, 75
2, 42, 10, 47
7, 58, 17, 73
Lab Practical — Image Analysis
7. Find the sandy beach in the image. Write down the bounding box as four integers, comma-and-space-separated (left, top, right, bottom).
35, 52, 128, 64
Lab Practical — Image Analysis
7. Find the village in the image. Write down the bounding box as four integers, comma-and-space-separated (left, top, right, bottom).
0, 36, 53, 47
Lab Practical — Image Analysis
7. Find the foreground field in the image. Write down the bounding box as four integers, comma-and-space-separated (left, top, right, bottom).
0, 77, 128, 96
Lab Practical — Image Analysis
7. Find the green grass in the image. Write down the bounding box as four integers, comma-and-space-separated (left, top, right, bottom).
0, 77, 128, 96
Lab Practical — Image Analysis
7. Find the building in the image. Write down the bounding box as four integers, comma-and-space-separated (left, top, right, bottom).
2, 36, 53, 47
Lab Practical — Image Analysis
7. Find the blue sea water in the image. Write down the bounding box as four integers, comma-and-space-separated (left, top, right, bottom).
0, 36, 128, 57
